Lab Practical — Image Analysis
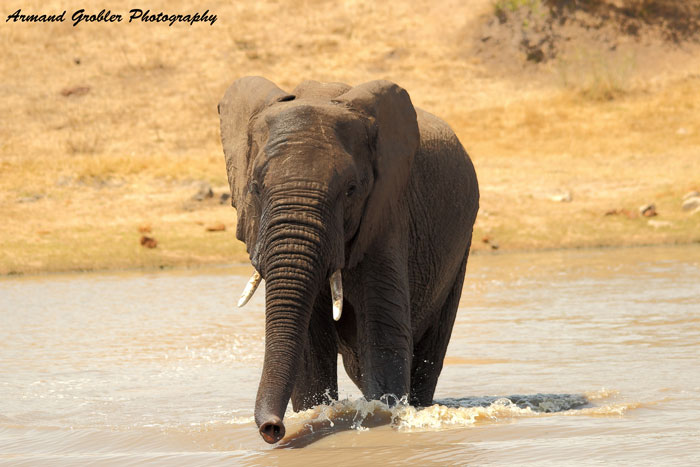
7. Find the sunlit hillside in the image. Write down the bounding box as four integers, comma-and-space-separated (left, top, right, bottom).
1, 0, 699, 274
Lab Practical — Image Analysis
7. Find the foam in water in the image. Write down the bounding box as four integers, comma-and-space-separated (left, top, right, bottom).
277, 389, 644, 446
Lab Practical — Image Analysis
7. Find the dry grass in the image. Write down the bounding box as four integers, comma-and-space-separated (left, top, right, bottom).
1, 0, 699, 274
557, 48, 637, 100
0, 182, 247, 275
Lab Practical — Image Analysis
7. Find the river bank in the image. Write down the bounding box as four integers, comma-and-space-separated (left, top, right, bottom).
1, 172, 698, 276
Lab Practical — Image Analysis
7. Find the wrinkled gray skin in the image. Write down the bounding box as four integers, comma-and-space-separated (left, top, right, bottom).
219, 77, 479, 444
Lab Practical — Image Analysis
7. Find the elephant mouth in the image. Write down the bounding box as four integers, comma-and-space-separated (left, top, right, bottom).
238, 268, 344, 322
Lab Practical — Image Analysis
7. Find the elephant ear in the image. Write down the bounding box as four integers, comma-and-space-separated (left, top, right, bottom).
333, 80, 420, 267
218, 76, 293, 242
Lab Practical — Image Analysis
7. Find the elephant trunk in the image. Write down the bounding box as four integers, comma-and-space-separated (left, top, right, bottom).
254, 185, 337, 444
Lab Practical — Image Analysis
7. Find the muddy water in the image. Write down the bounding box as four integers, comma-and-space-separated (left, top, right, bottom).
1, 246, 699, 465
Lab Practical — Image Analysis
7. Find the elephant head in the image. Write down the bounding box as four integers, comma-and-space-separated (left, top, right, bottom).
218, 77, 419, 443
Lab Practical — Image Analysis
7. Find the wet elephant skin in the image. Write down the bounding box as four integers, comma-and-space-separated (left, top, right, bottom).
218, 77, 479, 443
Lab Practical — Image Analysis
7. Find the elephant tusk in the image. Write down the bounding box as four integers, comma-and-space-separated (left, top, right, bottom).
330, 269, 343, 321
238, 270, 262, 307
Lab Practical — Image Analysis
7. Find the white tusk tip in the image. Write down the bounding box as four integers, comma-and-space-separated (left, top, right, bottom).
237, 271, 262, 308
329, 269, 343, 321
333, 302, 342, 321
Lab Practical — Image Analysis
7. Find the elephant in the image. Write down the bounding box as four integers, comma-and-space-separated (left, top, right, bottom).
218, 76, 479, 444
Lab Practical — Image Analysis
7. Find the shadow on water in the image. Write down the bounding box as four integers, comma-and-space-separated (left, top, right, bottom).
278, 409, 394, 449
278, 393, 589, 448
436, 393, 590, 412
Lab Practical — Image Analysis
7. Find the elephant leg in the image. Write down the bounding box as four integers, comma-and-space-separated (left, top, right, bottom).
410, 250, 470, 407
355, 248, 413, 402
336, 299, 364, 390
340, 349, 362, 390
291, 291, 339, 411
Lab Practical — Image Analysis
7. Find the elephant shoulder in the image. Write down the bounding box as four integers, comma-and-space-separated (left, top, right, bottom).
412, 107, 478, 200
415, 108, 468, 160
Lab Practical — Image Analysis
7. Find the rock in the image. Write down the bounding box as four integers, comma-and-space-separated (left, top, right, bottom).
604, 208, 637, 219
60, 85, 90, 97
526, 46, 545, 63
17, 194, 42, 203
648, 220, 672, 229
220, 192, 231, 205
191, 182, 214, 201
549, 190, 572, 203
682, 191, 700, 201
480, 236, 499, 249
206, 223, 226, 232
681, 197, 700, 212
639, 204, 657, 217
140, 236, 157, 248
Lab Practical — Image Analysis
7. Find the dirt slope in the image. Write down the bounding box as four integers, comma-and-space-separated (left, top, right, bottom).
1, 0, 699, 274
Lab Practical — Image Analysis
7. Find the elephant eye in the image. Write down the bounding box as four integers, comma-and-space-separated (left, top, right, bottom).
249, 180, 261, 196
345, 183, 357, 198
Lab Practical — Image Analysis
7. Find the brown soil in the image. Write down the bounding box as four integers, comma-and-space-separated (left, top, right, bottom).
1, 0, 699, 275
473, 0, 700, 94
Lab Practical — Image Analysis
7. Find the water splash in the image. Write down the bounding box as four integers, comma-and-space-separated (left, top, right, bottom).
394, 398, 534, 430
395, 393, 589, 431
279, 389, 640, 445
585, 388, 620, 401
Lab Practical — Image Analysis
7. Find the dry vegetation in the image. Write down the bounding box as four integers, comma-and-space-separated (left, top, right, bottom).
1, 0, 699, 275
